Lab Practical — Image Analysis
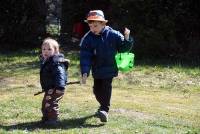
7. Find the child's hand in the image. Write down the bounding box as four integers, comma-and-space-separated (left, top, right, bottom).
81, 73, 87, 84
124, 27, 130, 40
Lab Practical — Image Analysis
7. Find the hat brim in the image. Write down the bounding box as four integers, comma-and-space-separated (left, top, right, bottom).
84, 19, 108, 23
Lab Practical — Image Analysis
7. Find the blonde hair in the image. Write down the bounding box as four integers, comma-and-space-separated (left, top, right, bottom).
42, 37, 60, 54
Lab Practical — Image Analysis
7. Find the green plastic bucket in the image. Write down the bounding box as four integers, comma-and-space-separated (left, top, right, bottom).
115, 52, 134, 72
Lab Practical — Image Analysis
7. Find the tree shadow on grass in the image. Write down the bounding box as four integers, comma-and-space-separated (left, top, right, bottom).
0, 114, 104, 131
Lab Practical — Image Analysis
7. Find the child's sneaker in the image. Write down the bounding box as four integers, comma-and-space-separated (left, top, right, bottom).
99, 111, 108, 122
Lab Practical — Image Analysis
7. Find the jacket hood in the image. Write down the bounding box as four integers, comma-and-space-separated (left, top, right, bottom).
52, 53, 65, 63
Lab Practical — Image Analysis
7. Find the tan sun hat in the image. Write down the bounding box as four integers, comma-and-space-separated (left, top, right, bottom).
84, 10, 108, 23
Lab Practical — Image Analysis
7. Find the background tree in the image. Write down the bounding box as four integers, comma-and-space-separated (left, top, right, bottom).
0, 0, 199, 62
0, 0, 46, 50
110, 0, 200, 61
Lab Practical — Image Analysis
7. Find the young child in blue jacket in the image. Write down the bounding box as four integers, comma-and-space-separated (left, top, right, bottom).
80, 10, 134, 122
40, 37, 69, 125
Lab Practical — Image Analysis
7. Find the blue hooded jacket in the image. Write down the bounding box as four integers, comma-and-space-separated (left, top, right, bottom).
40, 53, 68, 91
80, 26, 134, 79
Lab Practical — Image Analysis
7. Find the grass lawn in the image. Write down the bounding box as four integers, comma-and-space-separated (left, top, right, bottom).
0, 50, 200, 134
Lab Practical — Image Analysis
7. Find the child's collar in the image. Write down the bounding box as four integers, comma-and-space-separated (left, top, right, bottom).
100, 26, 107, 34
96, 26, 107, 35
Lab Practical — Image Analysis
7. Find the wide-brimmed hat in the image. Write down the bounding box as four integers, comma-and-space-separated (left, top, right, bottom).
84, 10, 108, 23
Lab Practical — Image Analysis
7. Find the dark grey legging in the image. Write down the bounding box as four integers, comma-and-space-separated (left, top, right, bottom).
93, 78, 113, 112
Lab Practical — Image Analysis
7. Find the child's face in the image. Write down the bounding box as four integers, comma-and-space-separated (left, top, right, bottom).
42, 43, 55, 59
88, 21, 105, 35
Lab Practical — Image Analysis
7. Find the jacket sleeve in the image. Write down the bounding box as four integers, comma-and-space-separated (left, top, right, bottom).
114, 30, 134, 53
80, 36, 93, 76
52, 63, 67, 90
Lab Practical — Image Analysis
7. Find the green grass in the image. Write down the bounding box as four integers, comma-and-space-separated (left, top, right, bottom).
0, 50, 200, 134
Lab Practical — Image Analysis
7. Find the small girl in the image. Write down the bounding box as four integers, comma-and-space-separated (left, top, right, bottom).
40, 37, 69, 125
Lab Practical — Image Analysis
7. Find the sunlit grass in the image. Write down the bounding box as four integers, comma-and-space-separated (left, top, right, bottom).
0, 50, 200, 134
